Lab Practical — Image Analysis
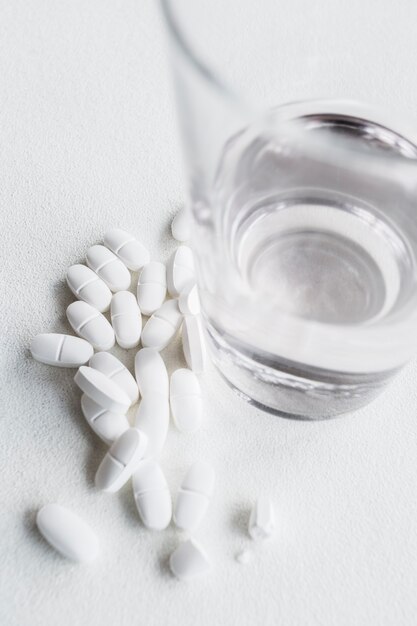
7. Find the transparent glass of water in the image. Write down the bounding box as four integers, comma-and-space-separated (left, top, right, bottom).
160, 0, 417, 418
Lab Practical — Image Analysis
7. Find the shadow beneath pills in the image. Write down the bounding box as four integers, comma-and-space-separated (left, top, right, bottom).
118, 483, 142, 529
231, 506, 251, 539
156, 532, 178, 581
23, 508, 52, 555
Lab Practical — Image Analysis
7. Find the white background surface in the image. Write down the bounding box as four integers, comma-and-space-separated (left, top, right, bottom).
1, 1, 417, 625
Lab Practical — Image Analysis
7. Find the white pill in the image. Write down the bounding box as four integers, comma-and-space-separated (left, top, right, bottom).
89, 351, 139, 406
235, 549, 252, 565
171, 206, 191, 242
36, 503, 99, 563
104, 228, 150, 271
141, 299, 183, 351
86, 244, 131, 292
30, 334, 93, 367
110, 291, 142, 349
170, 369, 202, 433
182, 315, 207, 374
179, 283, 200, 316
81, 394, 130, 444
174, 461, 215, 531
248, 495, 275, 541
170, 539, 211, 581
134, 394, 169, 458
74, 366, 131, 414
167, 246, 195, 297
137, 262, 167, 316
66, 301, 115, 351
134, 348, 169, 397
66, 264, 112, 313
95, 427, 148, 492
132, 459, 172, 530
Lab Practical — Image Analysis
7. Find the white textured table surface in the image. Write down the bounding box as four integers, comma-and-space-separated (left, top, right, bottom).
2, 2, 417, 625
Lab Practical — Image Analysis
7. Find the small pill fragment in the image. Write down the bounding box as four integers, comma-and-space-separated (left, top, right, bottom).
137, 261, 167, 316
104, 228, 150, 271
66, 264, 112, 313
81, 394, 130, 444
134, 394, 169, 458
235, 550, 252, 565
95, 427, 148, 492
86, 244, 131, 292
89, 351, 139, 406
110, 291, 142, 349
174, 461, 215, 532
167, 246, 195, 297
132, 459, 172, 530
36, 503, 99, 563
134, 348, 169, 397
171, 206, 191, 242
30, 334, 93, 367
170, 369, 202, 433
248, 495, 275, 541
179, 283, 200, 316
141, 299, 183, 351
170, 539, 211, 581
182, 315, 207, 374
74, 366, 131, 414
66, 301, 115, 351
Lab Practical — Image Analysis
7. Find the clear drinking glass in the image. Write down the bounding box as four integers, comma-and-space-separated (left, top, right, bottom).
160, 0, 417, 418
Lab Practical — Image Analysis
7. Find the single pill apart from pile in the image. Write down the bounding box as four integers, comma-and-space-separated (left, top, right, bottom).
174, 461, 215, 532
66, 264, 112, 313
132, 459, 172, 530
170, 368, 203, 433
171, 206, 191, 242
86, 244, 131, 292
36, 503, 99, 563
167, 246, 195, 297
170, 538, 211, 581
235, 550, 252, 565
74, 366, 131, 414
81, 394, 130, 444
179, 283, 200, 316
248, 495, 276, 541
30, 333, 93, 367
141, 299, 183, 351
134, 347, 169, 397
66, 301, 115, 351
134, 394, 169, 458
137, 261, 167, 316
95, 427, 148, 493
182, 315, 207, 374
110, 291, 142, 349
89, 351, 139, 406
104, 228, 150, 271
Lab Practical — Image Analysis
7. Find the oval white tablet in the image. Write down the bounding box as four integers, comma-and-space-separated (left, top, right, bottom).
134, 394, 169, 458
132, 460, 172, 530
171, 206, 191, 242
81, 394, 130, 444
86, 244, 131, 292
182, 315, 207, 374
74, 366, 131, 414
174, 461, 215, 532
134, 348, 169, 397
179, 283, 200, 316
66, 264, 112, 312
95, 428, 148, 492
36, 503, 99, 563
30, 334, 93, 367
167, 246, 195, 297
141, 299, 183, 351
89, 351, 139, 406
170, 539, 211, 581
170, 369, 202, 433
66, 301, 115, 351
110, 291, 142, 349
137, 262, 167, 316
104, 228, 150, 271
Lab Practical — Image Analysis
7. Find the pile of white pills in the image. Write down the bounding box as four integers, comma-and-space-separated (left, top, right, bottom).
31, 210, 275, 579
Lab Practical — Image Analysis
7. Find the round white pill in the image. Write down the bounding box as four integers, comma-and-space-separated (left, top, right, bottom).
132, 460, 172, 530
141, 299, 183, 351
167, 246, 195, 297
81, 394, 130, 444
171, 206, 191, 242
74, 366, 131, 414
174, 461, 215, 532
110, 291, 142, 349
170, 539, 211, 581
89, 351, 139, 406
134, 394, 169, 458
30, 334, 93, 368
95, 427, 148, 492
170, 369, 202, 433
182, 315, 207, 374
179, 283, 200, 316
66, 264, 112, 313
137, 261, 167, 316
86, 244, 131, 292
134, 348, 169, 398
66, 301, 115, 351
36, 503, 99, 563
104, 228, 150, 271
